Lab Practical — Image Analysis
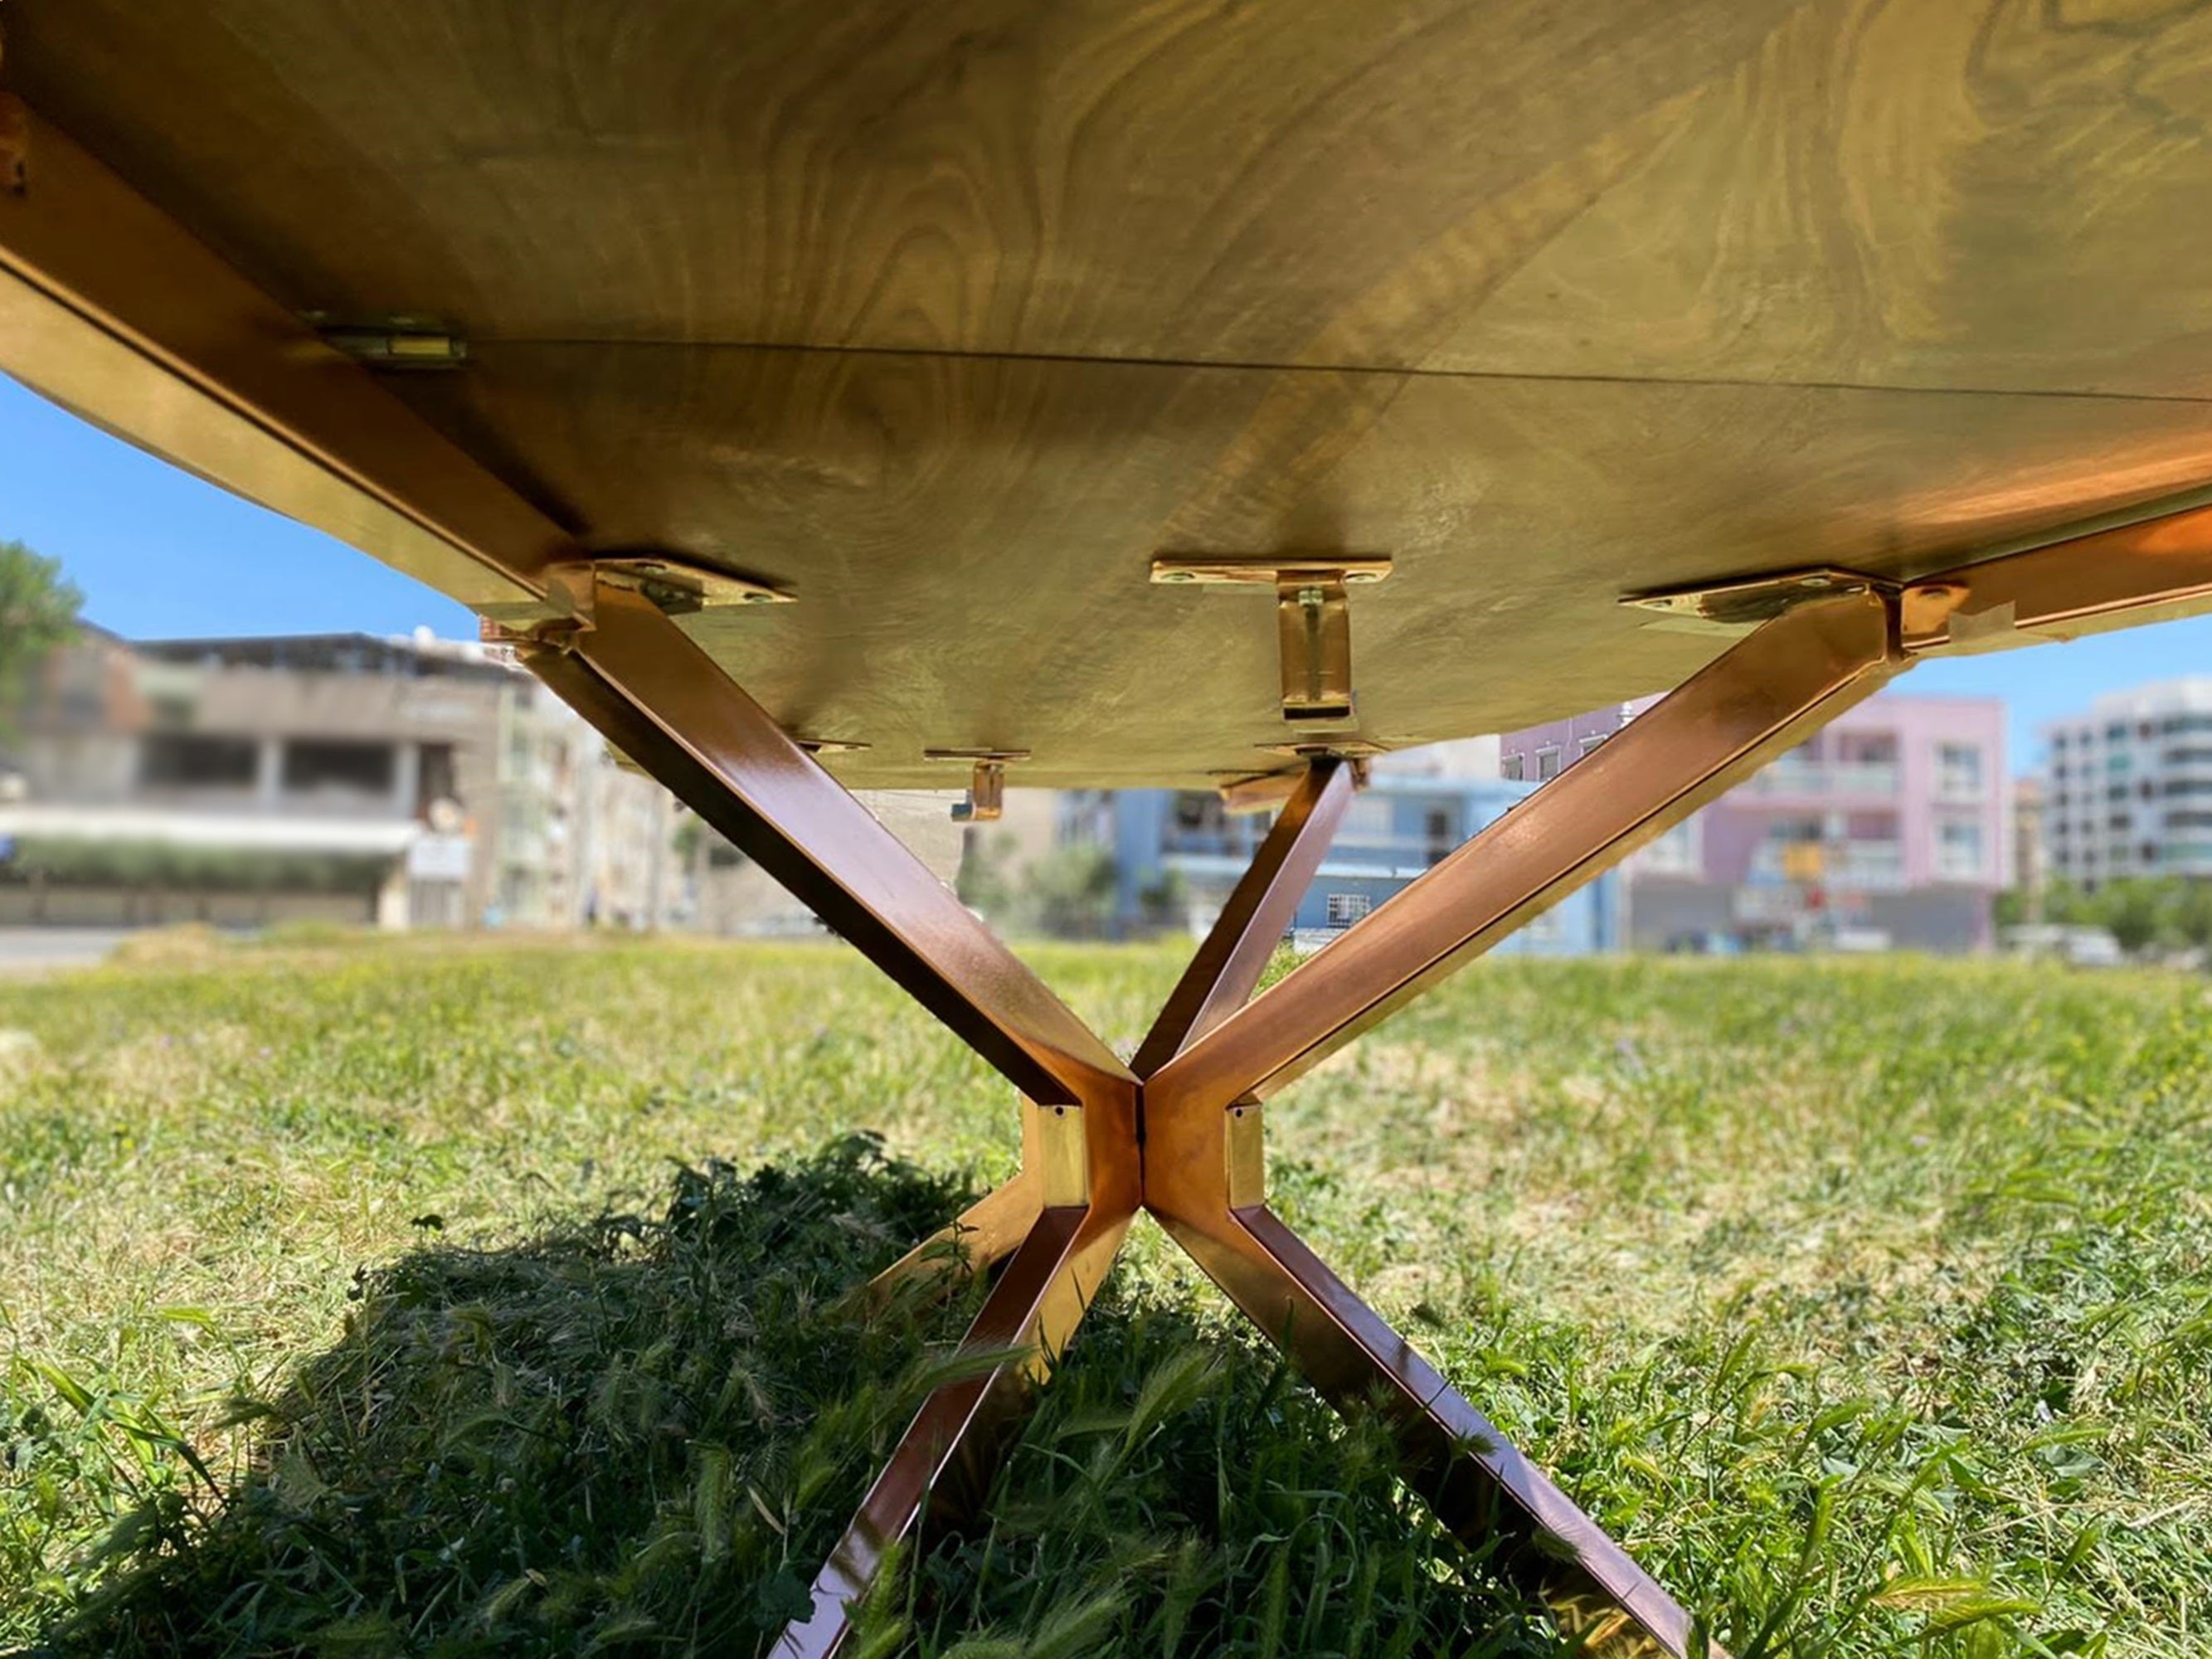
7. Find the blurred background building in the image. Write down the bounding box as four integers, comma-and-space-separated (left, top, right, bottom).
8, 613, 2170, 964
2040, 677, 2212, 887
0, 627, 677, 929
1048, 736, 1622, 955
1506, 693, 2010, 953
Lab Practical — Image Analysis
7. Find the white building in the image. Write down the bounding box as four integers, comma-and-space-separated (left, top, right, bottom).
2043, 678, 2212, 888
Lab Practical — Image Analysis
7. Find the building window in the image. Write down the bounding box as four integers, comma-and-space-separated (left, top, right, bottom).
283, 739, 396, 796
1578, 734, 1606, 756
1423, 806, 1454, 865
417, 743, 458, 813
1636, 819, 1702, 876
1501, 754, 1524, 781
1535, 747, 1562, 781
1938, 820, 1985, 878
138, 732, 258, 789
1171, 792, 1227, 833
1324, 892, 1371, 928
1936, 742, 1984, 800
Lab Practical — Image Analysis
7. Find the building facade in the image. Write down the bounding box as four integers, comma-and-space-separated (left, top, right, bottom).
2041, 677, 2212, 887
0, 629, 678, 930
1506, 693, 2009, 952
1067, 764, 1620, 955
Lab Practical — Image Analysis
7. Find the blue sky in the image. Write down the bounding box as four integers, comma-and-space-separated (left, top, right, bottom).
4, 372, 2207, 776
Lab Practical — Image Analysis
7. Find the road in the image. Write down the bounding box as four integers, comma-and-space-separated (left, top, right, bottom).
0, 927, 130, 977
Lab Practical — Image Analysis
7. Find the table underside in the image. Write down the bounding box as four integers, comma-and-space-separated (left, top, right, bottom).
9, 0, 2212, 785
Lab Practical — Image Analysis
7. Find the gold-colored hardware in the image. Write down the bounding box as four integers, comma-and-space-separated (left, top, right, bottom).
1276, 574, 1352, 719
1151, 556, 1392, 722
1226, 1102, 1266, 1209
1896, 581, 1971, 645
1026, 1098, 1089, 1209
591, 552, 792, 614
1621, 567, 1881, 635
1150, 556, 1393, 586
926, 748, 1029, 822
311, 314, 470, 370
1213, 769, 1304, 813
1260, 737, 1387, 760
795, 737, 871, 755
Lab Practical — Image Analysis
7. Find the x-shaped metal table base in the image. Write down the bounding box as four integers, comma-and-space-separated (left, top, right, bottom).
522, 523, 2212, 1658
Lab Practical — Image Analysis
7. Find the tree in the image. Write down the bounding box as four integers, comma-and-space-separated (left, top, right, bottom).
2017, 875, 2212, 959
955, 828, 1020, 921
0, 538, 82, 728
1023, 844, 1119, 939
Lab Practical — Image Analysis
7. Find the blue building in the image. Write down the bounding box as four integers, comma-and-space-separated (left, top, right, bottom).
1062, 772, 1621, 955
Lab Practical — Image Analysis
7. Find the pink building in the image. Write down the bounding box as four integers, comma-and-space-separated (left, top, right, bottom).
1500, 694, 2009, 952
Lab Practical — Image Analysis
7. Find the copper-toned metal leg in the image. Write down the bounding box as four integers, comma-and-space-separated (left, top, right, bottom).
526, 579, 1135, 1111
860, 1173, 1043, 1307
1163, 1191, 1697, 1657
1130, 758, 1354, 1078
861, 1091, 1093, 1306
1136, 593, 1912, 1657
1150, 588, 1903, 1112
775, 1203, 1131, 1659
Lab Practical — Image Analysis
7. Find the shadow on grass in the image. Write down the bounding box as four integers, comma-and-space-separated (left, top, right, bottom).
37, 1136, 1553, 1658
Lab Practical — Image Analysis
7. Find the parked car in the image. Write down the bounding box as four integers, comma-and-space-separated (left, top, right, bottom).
2001, 924, 2125, 967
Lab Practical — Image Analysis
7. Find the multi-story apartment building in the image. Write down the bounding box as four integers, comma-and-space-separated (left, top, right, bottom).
2041, 677, 2212, 886
1505, 693, 2009, 951
1063, 735, 1620, 954
0, 629, 677, 930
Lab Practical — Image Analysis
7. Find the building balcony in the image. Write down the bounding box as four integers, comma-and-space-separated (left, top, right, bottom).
1326, 834, 1460, 874
1159, 830, 1252, 859
1748, 841, 1907, 890
1739, 759, 1899, 799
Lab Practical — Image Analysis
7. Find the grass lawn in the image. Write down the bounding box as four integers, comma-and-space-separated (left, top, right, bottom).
1, 934, 2207, 1656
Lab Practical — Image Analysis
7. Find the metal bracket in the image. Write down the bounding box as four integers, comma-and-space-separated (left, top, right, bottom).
1260, 736, 1383, 787
1152, 556, 1392, 722
1212, 770, 1305, 814
1621, 566, 1884, 636
483, 554, 791, 653
590, 552, 792, 615
927, 748, 1029, 821
1023, 1097, 1090, 1210
315, 322, 470, 370
1225, 1102, 1265, 1209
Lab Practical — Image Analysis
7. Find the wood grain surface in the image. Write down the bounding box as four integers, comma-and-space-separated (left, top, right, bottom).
15, 0, 2212, 392
386, 342, 2212, 786
8, 0, 2212, 781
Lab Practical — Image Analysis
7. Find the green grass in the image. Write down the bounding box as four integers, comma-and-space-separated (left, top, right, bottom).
2, 935, 2207, 1655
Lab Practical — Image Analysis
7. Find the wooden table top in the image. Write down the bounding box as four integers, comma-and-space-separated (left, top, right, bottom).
11, 0, 2212, 786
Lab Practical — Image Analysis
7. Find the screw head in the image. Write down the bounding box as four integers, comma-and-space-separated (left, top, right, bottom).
1161, 570, 1196, 583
